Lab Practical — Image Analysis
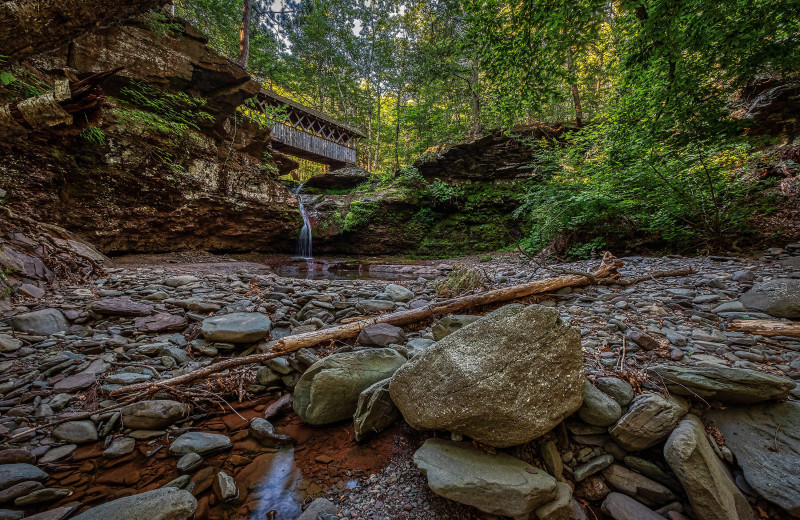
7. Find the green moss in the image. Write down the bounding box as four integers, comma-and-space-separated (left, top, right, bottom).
343, 201, 381, 232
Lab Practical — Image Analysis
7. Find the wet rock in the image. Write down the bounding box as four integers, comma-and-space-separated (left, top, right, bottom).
705, 401, 800, 516
431, 315, 480, 340
213, 471, 237, 501
200, 312, 271, 342
11, 309, 68, 335
413, 438, 558, 517
103, 437, 136, 458
384, 284, 414, 302
390, 304, 584, 447
297, 498, 338, 520
739, 279, 800, 318
169, 432, 232, 455
601, 464, 676, 507
177, 452, 203, 473
248, 418, 292, 446
38, 445, 76, 464
71, 488, 197, 520
664, 414, 753, 520
90, 297, 154, 316
0, 481, 43, 505
601, 492, 663, 520
121, 400, 190, 429
596, 377, 635, 407
293, 348, 406, 426
610, 393, 688, 451
357, 323, 407, 347
134, 313, 188, 333
0, 450, 34, 466
0, 464, 48, 491
353, 378, 399, 442
578, 381, 622, 426
648, 364, 795, 404
14, 487, 71, 506
51, 420, 97, 444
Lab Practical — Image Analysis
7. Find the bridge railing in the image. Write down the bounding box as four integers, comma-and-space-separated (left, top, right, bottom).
270, 124, 356, 165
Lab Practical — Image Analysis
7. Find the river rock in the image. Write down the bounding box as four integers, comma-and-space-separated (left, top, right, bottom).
71, 488, 197, 520
11, 309, 68, 335
535, 482, 573, 520
739, 279, 800, 318
103, 437, 136, 458
357, 323, 407, 347
248, 418, 292, 447
164, 275, 200, 287
297, 498, 338, 520
601, 464, 675, 507
355, 299, 395, 314
610, 393, 688, 451
89, 297, 154, 316
51, 420, 97, 444
390, 304, 584, 447
0, 464, 48, 491
169, 432, 232, 455
121, 400, 190, 429
601, 492, 664, 520
353, 378, 399, 441
431, 315, 480, 340
0, 481, 43, 504
293, 348, 406, 425
384, 284, 414, 302
578, 381, 622, 426
134, 313, 187, 333
705, 401, 800, 516
0, 335, 22, 353
53, 372, 95, 393
413, 438, 558, 516
648, 365, 795, 404
200, 312, 272, 342
596, 377, 635, 407
664, 414, 754, 520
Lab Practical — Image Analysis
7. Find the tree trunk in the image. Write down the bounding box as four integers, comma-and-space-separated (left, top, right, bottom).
729, 320, 800, 338
238, 0, 253, 68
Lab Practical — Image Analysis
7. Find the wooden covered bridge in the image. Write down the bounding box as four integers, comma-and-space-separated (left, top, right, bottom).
254, 89, 364, 170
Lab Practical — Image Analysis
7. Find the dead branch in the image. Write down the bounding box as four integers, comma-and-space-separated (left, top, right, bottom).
729, 319, 800, 338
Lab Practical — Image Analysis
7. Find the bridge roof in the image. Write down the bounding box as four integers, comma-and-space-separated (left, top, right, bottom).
258, 88, 365, 138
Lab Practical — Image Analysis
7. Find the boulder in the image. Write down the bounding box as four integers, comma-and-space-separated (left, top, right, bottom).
664, 414, 754, 520
169, 432, 232, 456
121, 400, 190, 429
70, 488, 197, 520
89, 297, 154, 316
705, 401, 800, 516
200, 312, 272, 343
739, 279, 800, 318
11, 309, 68, 335
578, 381, 622, 427
431, 315, 481, 340
384, 284, 415, 302
610, 393, 688, 451
414, 438, 558, 516
353, 378, 399, 442
293, 349, 406, 426
648, 365, 795, 404
51, 420, 97, 444
390, 304, 584, 447
357, 323, 407, 347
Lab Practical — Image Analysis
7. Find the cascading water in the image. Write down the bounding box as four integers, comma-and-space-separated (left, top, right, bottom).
293, 183, 313, 259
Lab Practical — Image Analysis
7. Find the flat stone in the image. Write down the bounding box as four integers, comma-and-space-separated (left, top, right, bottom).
177, 452, 202, 473
71, 488, 197, 520
103, 437, 135, 458
355, 299, 396, 314
664, 414, 753, 520
414, 438, 558, 517
0, 464, 48, 492
705, 401, 800, 516
431, 315, 481, 340
357, 323, 407, 347
52, 372, 95, 393
20, 505, 76, 520
601, 492, 663, 520
648, 364, 795, 404
169, 432, 232, 455
390, 305, 584, 448
11, 309, 68, 335
353, 378, 399, 442
89, 297, 154, 317
200, 312, 271, 343
294, 348, 406, 426
0, 335, 22, 353
610, 393, 688, 451
164, 275, 200, 287
105, 372, 151, 385
135, 313, 187, 333
578, 381, 622, 426
38, 444, 77, 464
14, 488, 71, 506
573, 454, 614, 482
121, 400, 190, 429
740, 279, 800, 318
51, 420, 97, 444
213, 471, 237, 501
601, 464, 676, 507
0, 481, 43, 504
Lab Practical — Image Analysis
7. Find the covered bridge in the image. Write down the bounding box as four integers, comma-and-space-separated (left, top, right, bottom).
254, 89, 364, 170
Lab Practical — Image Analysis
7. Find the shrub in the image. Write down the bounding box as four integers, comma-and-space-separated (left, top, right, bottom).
434, 265, 486, 297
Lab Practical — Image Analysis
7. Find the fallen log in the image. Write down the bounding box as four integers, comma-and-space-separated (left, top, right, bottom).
729, 319, 800, 338
111, 255, 696, 397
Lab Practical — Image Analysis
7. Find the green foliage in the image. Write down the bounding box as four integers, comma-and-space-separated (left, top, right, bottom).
566, 237, 605, 260
80, 126, 106, 146
424, 178, 464, 207
113, 81, 213, 137
434, 265, 486, 297
343, 201, 381, 232
478, 254, 492, 262
144, 10, 183, 40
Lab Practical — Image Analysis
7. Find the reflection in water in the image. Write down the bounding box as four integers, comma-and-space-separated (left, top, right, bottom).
276, 262, 430, 281
249, 447, 303, 520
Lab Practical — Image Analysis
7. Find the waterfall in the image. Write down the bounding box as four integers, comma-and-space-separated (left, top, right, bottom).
293, 183, 312, 259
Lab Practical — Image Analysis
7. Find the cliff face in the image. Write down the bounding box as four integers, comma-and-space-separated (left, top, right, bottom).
0, 15, 302, 254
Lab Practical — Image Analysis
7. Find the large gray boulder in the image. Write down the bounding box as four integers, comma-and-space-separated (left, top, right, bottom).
739, 279, 800, 318
353, 378, 399, 442
293, 348, 406, 426
664, 414, 754, 520
610, 393, 688, 451
121, 400, 191, 430
414, 438, 557, 517
390, 304, 584, 447
200, 312, 271, 343
705, 401, 800, 516
648, 365, 795, 404
11, 309, 68, 335
71, 488, 197, 520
